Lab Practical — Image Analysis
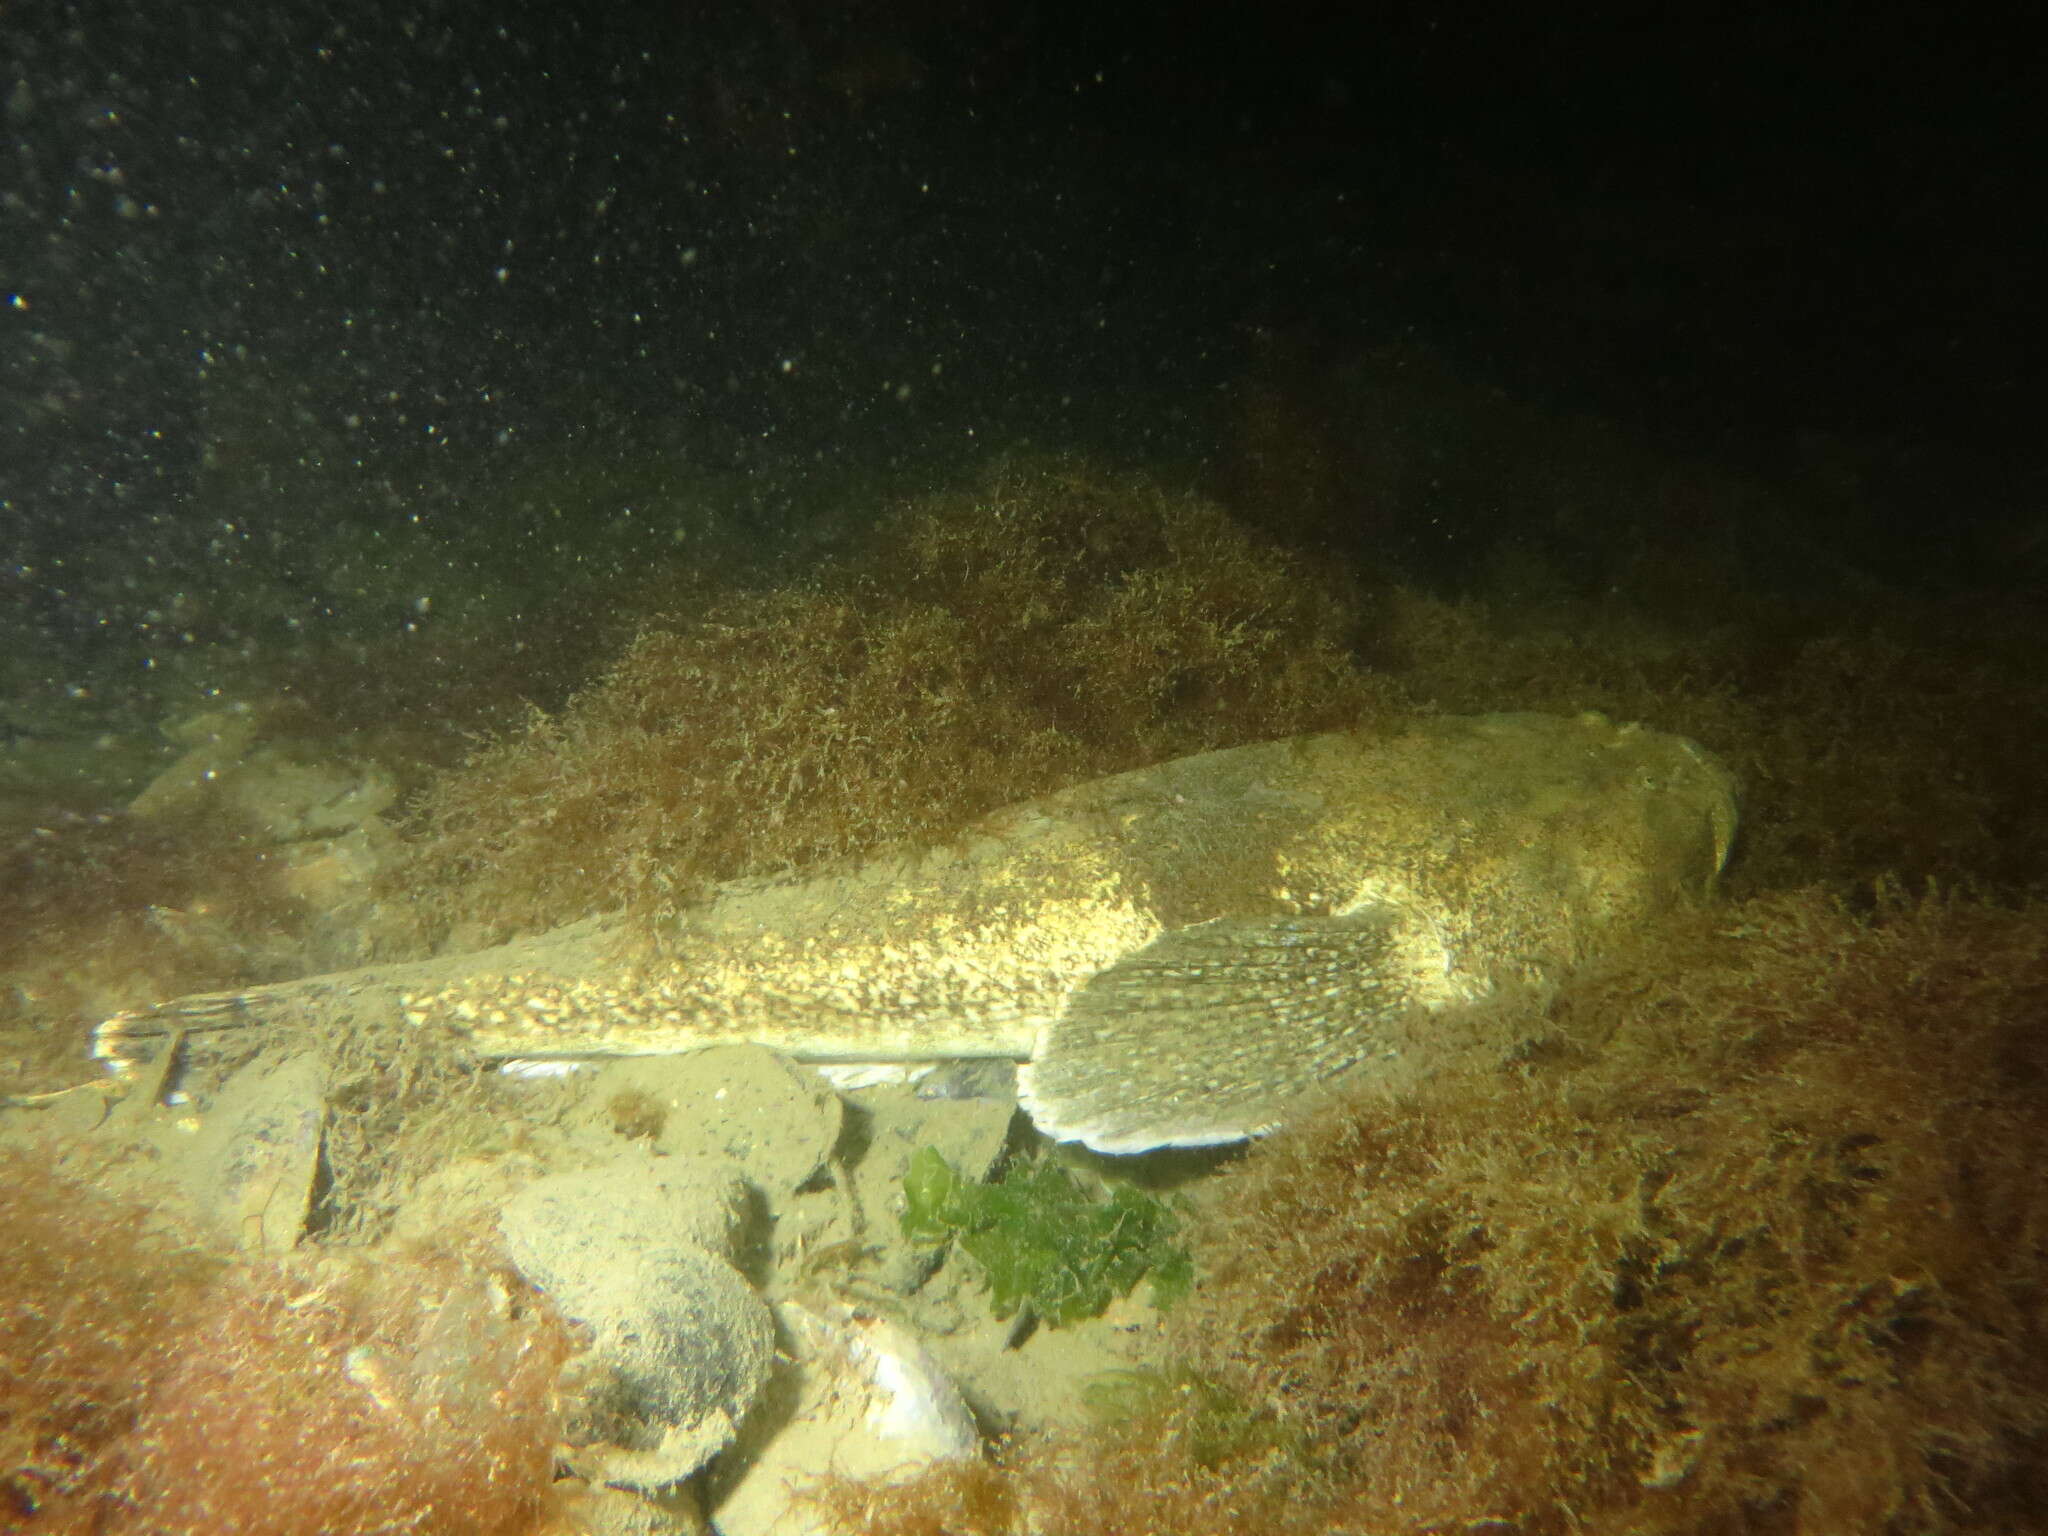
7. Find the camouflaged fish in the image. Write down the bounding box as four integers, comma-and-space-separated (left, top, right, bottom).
96, 712, 1737, 1154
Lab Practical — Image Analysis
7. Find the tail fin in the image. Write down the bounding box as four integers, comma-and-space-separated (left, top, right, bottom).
94, 984, 317, 1071
93, 916, 632, 1071
92, 964, 428, 1072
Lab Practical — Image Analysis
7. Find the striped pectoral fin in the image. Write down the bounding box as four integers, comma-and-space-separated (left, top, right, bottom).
1015, 909, 1432, 1154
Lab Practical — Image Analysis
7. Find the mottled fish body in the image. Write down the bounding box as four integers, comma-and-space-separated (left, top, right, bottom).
97, 712, 1736, 1153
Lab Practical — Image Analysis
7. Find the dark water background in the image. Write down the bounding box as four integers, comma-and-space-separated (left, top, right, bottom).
3, 0, 2039, 830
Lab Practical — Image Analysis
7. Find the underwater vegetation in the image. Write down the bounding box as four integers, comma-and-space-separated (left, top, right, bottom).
1079, 1362, 1296, 1472
0, 1151, 568, 1535
804, 1422, 1343, 1536
394, 453, 1390, 940
1194, 888, 2048, 1532
900, 1147, 1192, 1327
820, 888, 2048, 1533
390, 440, 2048, 951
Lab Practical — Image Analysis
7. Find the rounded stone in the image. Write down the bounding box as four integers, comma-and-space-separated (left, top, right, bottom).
500, 1160, 775, 1487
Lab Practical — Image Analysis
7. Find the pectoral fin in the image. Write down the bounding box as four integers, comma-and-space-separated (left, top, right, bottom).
1017, 909, 1440, 1154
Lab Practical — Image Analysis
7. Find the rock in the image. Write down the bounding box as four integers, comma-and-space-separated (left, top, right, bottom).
223, 745, 399, 841
561, 1049, 844, 1207
273, 823, 403, 970
385, 1152, 551, 1250
130, 707, 398, 843
709, 1299, 979, 1536
499, 1155, 752, 1262
546, 1480, 710, 1536
179, 1050, 328, 1252
128, 708, 261, 819
500, 1159, 776, 1488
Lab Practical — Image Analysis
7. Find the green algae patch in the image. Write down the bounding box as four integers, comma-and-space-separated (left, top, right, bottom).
902, 1147, 1193, 1326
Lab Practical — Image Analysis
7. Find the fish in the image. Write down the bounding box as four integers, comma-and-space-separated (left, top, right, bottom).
95, 711, 1738, 1154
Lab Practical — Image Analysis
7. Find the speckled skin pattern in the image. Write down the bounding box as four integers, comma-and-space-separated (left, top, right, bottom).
99, 713, 1737, 1151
